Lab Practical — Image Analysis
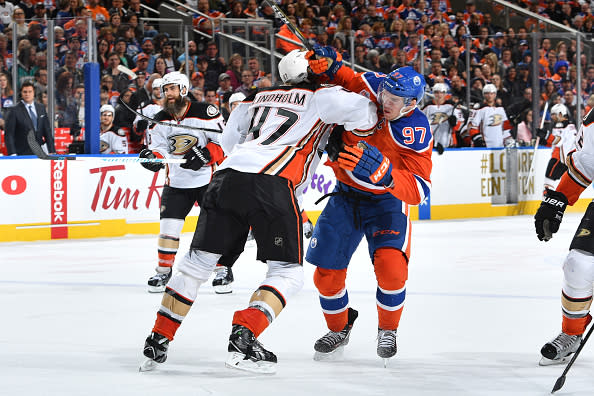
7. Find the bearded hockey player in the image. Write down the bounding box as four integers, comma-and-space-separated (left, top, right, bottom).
468, 84, 514, 148
137, 71, 233, 293
139, 49, 378, 374
536, 103, 577, 191
536, 107, 594, 366
423, 83, 464, 153
306, 46, 432, 365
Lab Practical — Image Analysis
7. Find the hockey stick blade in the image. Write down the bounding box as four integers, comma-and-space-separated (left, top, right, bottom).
27, 129, 185, 163
117, 64, 138, 80
265, 0, 313, 51
117, 97, 223, 134
551, 323, 594, 393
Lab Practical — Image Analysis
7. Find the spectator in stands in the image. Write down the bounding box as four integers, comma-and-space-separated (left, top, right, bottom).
247, 57, 265, 81
160, 42, 179, 74
177, 40, 198, 72
225, 53, 243, 90
133, 53, 150, 76
0, 0, 15, 27
515, 108, 533, 145
0, 72, 14, 112
563, 90, 578, 121
13, 44, 38, 85
491, 74, 510, 108
153, 56, 167, 77
443, 45, 465, 80
56, 50, 83, 87
204, 41, 225, 88
334, 15, 355, 47
216, 72, 233, 101
114, 37, 135, 70
103, 51, 130, 93
137, 38, 156, 74
5, 80, 54, 155
190, 71, 204, 91
204, 88, 218, 107
235, 69, 255, 97
108, 11, 122, 35
128, 0, 148, 21
9, 7, 28, 38
195, 0, 225, 35
86, 0, 108, 25
113, 88, 135, 131
109, 0, 128, 20
97, 38, 110, 72
34, 68, 47, 96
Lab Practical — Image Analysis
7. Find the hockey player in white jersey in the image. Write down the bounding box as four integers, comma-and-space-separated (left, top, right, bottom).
140, 49, 378, 374
536, 103, 578, 191
468, 84, 514, 148
535, 107, 594, 366
423, 83, 464, 153
133, 77, 163, 143
137, 71, 234, 293
99, 104, 128, 154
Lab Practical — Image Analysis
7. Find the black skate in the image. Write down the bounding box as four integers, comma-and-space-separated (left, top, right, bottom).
313, 308, 358, 361
377, 328, 398, 366
147, 267, 172, 293
226, 324, 277, 374
212, 266, 234, 294
539, 332, 582, 366
140, 332, 170, 371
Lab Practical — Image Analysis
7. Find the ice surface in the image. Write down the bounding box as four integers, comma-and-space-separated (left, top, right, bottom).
2, 214, 593, 395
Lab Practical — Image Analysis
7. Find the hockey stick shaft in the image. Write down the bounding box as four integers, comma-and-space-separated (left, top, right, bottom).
265, 0, 313, 51
117, 97, 223, 134
527, 101, 549, 180
551, 322, 594, 393
26, 129, 185, 163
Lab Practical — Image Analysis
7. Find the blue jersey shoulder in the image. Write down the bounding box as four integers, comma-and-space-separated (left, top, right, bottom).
388, 108, 433, 151
361, 71, 386, 95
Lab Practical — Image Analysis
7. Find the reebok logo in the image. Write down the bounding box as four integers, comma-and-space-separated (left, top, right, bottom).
51, 160, 68, 239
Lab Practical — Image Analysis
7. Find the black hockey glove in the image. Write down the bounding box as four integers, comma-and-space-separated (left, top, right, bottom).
139, 148, 164, 172
447, 115, 457, 127
136, 119, 149, 134
536, 128, 550, 141
472, 134, 486, 147
325, 126, 345, 162
535, 189, 568, 241
435, 142, 445, 155
181, 145, 211, 171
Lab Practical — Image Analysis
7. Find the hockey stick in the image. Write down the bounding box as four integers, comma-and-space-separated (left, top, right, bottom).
117, 64, 138, 80
26, 129, 185, 163
551, 323, 594, 393
116, 97, 223, 134
525, 101, 549, 189
265, 0, 313, 51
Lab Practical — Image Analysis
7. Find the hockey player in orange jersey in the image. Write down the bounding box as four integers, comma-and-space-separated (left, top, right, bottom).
305, 46, 432, 364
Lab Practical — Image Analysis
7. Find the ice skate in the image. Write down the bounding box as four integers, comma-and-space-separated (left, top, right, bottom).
539, 332, 582, 366
225, 324, 277, 374
140, 332, 170, 371
377, 328, 398, 367
212, 266, 234, 294
147, 267, 172, 293
313, 308, 358, 361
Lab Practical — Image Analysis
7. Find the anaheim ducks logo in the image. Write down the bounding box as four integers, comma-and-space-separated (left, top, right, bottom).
100, 140, 109, 153
488, 114, 503, 127
576, 228, 591, 237
432, 112, 448, 125
168, 134, 198, 155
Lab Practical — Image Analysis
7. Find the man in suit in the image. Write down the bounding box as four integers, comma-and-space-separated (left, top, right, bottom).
5, 80, 54, 155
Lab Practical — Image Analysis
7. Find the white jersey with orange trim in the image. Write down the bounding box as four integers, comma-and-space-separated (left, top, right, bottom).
148, 101, 225, 189
100, 129, 128, 154
551, 121, 578, 164
562, 111, 594, 201
469, 104, 512, 148
220, 83, 378, 193
423, 102, 463, 148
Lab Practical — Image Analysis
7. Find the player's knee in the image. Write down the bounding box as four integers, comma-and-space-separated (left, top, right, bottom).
265, 261, 304, 299
563, 249, 594, 295
374, 247, 408, 290
168, 270, 202, 301
177, 249, 220, 281
160, 218, 184, 237
313, 267, 347, 296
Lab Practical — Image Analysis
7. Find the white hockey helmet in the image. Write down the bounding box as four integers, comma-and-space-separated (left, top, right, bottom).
432, 83, 448, 93
550, 103, 568, 118
482, 83, 497, 94
161, 71, 189, 97
278, 49, 309, 84
152, 77, 163, 90
229, 92, 246, 105
100, 104, 114, 115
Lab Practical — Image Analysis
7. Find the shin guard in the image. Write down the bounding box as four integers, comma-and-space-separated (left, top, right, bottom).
313, 267, 349, 332
374, 248, 408, 330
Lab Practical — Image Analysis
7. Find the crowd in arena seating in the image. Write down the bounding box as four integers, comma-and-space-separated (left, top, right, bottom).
1, 0, 594, 154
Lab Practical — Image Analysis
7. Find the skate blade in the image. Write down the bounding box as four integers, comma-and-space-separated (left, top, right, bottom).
214, 285, 233, 294
147, 285, 166, 293
225, 352, 276, 374
139, 358, 158, 372
313, 345, 345, 362
539, 355, 573, 366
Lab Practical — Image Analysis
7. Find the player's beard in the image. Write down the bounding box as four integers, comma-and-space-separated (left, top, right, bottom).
164, 96, 187, 115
